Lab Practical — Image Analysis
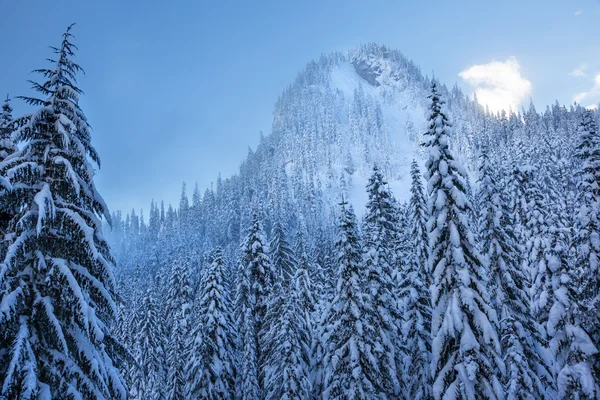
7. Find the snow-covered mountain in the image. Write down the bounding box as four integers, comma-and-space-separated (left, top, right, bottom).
104, 43, 599, 399
106, 42, 575, 274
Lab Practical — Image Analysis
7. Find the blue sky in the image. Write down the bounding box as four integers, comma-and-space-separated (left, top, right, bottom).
3, 0, 599, 214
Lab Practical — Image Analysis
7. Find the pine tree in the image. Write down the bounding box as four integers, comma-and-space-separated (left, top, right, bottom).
478, 149, 549, 399
400, 159, 432, 399
0, 95, 18, 262
573, 109, 600, 383
0, 25, 127, 399
545, 204, 598, 398
187, 248, 236, 399
235, 213, 271, 399
0, 95, 17, 164
263, 258, 312, 400
269, 219, 296, 287
360, 165, 402, 397
165, 258, 192, 400
322, 200, 381, 399
130, 286, 167, 399
424, 82, 503, 400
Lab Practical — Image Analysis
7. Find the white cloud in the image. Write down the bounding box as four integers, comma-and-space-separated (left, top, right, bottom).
574, 73, 600, 105
459, 57, 532, 113
575, 9, 583, 16
569, 63, 588, 77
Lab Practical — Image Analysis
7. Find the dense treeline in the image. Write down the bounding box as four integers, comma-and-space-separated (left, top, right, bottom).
1, 29, 599, 400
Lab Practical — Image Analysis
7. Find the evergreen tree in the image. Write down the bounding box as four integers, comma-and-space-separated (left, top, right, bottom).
0, 95, 18, 262
130, 286, 167, 399
424, 82, 503, 400
0, 95, 17, 164
573, 109, 600, 383
478, 150, 549, 399
400, 159, 432, 399
165, 258, 191, 400
322, 200, 380, 399
263, 258, 312, 400
360, 165, 402, 397
0, 25, 127, 399
187, 248, 236, 399
545, 205, 598, 398
235, 213, 271, 399
269, 219, 296, 287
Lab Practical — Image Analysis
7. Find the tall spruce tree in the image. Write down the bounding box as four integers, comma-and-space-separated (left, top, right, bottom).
322, 200, 382, 399
263, 256, 312, 400
573, 109, 600, 383
0, 95, 18, 264
235, 213, 271, 399
545, 202, 598, 398
165, 258, 192, 400
0, 25, 127, 399
360, 165, 402, 397
424, 82, 503, 400
400, 159, 432, 399
130, 286, 167, 399
477, 150, 549, 399
0, 95, 17, 165
186, 248, 236, 399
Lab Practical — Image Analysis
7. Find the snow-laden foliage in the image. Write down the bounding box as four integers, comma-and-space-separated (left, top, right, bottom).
0, 25, 127, 399
186, 248, 236, 399
425, 82, 503, 400
166, 258, 192, 400
478, 149, 550, 399
321, 200, 381, 399
5, 39, 600, 398
573, 110, 600, 384
399, 159, 433, 400
235, 213, 271, 399
360, 165, 403, 397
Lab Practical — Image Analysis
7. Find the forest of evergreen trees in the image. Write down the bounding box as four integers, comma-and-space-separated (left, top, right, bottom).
1, 27, 599, 400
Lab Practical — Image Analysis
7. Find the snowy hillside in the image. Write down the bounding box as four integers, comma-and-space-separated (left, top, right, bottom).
4, 31, 599, 399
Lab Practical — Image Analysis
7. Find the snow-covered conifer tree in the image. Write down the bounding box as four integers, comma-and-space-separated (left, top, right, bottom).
400, 159, 432, 399
0, 95, 18, 261
186, 247, 236, 399
0, 95, 17, 164
165, 258, 191, 400
322, 200, 383, 399
545, 202, 598, 398
573, 109, 600, 383
477, 149, 549, 398
235, 213, 271, 398
0, 25, 127, 399
424, 82, 503, 400
263, 252, 312, 400
360, 165, 402, 397
130, 286, 167, 399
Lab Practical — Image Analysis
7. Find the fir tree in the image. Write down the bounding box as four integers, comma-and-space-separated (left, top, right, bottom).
0, 95, 18, 263
573, 109, 600, 383
165, 258, 192, 400
360, 165, 402, 397
235, 213, 271, 399
0, 95, 17, 164
0, 25, 127, 399
187, 248, 236, 399
400, 159, 432, 399
263, 260, 312, 400
478, 149, 549, 399
130, 286, 167, 399
322, 200, 380, 399
424, 82, 503, 400
545, 205, 598, 398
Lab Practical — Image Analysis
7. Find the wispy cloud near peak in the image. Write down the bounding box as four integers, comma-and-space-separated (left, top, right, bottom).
459, 57, 532, 113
